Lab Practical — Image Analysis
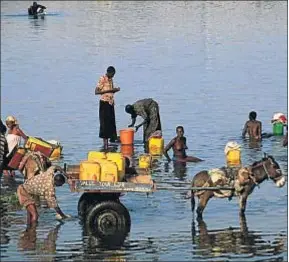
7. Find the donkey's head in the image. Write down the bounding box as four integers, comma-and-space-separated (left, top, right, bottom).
253, 154, 286, 188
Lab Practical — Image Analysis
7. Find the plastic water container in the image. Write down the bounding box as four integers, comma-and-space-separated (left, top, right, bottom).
139, 154, 152, 169
96, 159, 118, 182
106, 152, 125, 182
121, 145, 134, 157
149, 137, 164, 156
87, 151, 106, 161
273, 122, 284, 136
120, 128, 134, 145
79, 160, 101, 181
226, 150, 241, 167
8, 148, 26, 169
24, 137, 62, 160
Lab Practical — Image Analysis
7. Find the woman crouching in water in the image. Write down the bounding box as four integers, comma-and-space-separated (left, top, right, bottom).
164, 126, 203, 163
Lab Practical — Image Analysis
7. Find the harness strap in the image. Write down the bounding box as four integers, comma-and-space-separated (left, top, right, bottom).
262, 161, 270, 179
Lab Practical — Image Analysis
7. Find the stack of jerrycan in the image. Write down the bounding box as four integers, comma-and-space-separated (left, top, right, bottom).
79, 151, 125, 182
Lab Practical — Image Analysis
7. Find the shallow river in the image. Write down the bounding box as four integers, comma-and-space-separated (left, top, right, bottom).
1, 1, 287, 261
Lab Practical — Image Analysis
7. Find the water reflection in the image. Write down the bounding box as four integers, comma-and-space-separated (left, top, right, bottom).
18, 223, 62, 259
192, 215, 286, 258
173, 161, 187, 180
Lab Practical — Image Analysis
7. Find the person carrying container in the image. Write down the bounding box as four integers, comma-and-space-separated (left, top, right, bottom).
125, 98, 162, 143
17, 166, 70, 225
4, 116, 28, 177
28, 2, 46, 15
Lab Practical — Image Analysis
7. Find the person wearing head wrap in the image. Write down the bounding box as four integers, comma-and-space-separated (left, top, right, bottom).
95, 66, 120, 149
4, 116, 28, 177
125, 98, 162, 143
242, 111, 262, 140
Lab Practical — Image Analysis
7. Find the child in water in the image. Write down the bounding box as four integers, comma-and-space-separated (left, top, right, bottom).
164, 126, 203, 163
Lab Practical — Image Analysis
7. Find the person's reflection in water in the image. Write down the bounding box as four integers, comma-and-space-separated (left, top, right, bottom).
242, 137, 262, 151
173, 161, 187, 180
18, 222, 63, 253
248, 139, 262, 150
191, 215, 285, 257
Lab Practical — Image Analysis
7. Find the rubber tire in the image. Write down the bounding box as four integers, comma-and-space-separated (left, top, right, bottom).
78, 193, 99, 218
85, 201, 131, 239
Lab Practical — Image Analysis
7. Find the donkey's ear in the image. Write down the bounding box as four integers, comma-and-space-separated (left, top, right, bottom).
263, 152, 268, 158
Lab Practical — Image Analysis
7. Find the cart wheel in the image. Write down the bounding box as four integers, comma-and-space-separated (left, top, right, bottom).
78, 193, 99, 218
85, 201, 131, 239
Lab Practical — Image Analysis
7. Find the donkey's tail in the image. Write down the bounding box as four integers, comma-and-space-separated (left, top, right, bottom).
185, 189, 195, 213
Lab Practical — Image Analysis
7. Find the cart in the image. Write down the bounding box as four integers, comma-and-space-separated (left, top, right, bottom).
65, 165, 154, 239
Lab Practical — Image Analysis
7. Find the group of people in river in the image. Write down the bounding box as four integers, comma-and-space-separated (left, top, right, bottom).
95, 66, 288, 163
0, 64, 286, 226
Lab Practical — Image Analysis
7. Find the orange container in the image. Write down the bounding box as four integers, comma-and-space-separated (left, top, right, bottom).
121, 145, 134, 157
119, 128, 134, 145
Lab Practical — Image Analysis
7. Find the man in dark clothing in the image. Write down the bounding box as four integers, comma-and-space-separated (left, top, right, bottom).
0, 120, 9, 176
28, 2, 46, 15
125, 98, 162, 143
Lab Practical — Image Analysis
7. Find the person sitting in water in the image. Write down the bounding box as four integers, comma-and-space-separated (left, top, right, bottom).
242, 111, 262, 140
164, 126, 203, 163
17, 166, 70, 225
125, 98, 162, 144
28, 2, 46, 15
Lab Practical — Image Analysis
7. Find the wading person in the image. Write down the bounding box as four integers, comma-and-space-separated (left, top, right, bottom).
28, 2, 46, 15
17, 166, 70, 225
125, 98, 162, 143
95, 66, 120, 149
164, 126, 203, 163
242, 111, 262, 140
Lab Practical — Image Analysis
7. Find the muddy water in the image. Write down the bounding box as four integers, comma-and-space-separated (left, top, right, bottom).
1, 1, 287, 261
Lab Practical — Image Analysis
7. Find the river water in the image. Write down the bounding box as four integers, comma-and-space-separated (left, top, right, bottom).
1, 1, 288, 261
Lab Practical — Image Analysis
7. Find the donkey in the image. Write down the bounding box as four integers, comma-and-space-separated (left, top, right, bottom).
191, 154, 286, 219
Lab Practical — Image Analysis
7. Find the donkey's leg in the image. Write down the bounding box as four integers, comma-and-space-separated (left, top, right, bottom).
239, 194, 248, 215
191, 191, 195, 213
196, 191, 213, 219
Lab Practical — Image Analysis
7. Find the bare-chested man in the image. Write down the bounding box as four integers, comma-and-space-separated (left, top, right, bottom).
242, 111, 262, 140
164, 126, 203, 163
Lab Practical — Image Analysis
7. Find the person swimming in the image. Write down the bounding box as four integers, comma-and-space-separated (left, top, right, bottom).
164, 126, 203, 163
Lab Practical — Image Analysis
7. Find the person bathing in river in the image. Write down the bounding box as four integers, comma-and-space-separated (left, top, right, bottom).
242, 111, 262, 140
125, 98, 162, 144
164, 126, 203, 163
